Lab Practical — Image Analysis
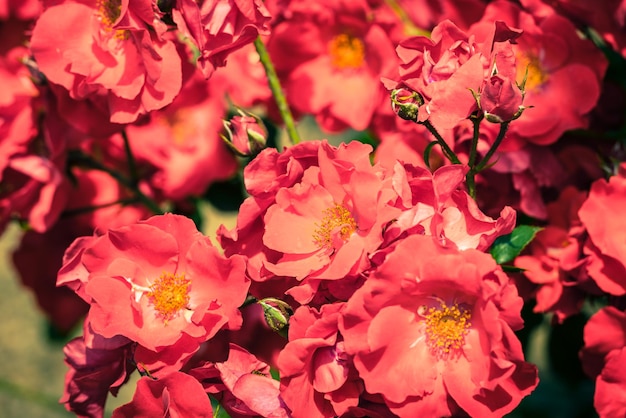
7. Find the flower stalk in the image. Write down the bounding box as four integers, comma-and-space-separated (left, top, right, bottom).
254, 36, 301, 147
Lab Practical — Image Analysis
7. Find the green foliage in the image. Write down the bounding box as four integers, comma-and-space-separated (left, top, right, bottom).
490, 225, 543, 265
210, 395, 232, 418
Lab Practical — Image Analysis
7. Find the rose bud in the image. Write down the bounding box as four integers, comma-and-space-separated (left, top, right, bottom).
222, 110, 267, 157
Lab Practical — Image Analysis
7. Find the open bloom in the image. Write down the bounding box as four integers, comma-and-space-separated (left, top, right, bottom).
267, 0, 397, 131
477, 0, 608, 146
579, 164, 626, 295
278, 303, 366, 417
30, 0, 183, 123
58, 214, 249, 372
384, 18, 521, 130
190, 343, 289, 417
169, 0, 271, 78
112, 372, 214, 418
340, 235, 538, 417
580, 307, 626, 418
219, 139, 399, 304
384, 164, 516, 252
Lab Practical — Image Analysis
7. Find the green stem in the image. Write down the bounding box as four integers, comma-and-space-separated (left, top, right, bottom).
475, 122, 510, 172
465, 117, 482, 199
61, 198, 138, 218
383, 0, 428, 36
422, 120, 461, 165
121, 130, 138, 187
240, 294, 258, 309
254, 36, 300, 147
68, 150, 164, 215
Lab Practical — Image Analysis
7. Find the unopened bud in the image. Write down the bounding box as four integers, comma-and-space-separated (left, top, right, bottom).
391, 88, 423, 122
222, 109, 267, 157
258, 298, 293, 338
478, 74, 525, 124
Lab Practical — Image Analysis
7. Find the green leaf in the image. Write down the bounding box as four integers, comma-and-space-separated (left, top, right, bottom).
489, 225, 542, 265
210, 394, 232, 418
423, 140, 439, 170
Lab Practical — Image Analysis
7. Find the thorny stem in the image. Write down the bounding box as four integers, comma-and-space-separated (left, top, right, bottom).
254, 36, 301, 148
121, 129, 139, 187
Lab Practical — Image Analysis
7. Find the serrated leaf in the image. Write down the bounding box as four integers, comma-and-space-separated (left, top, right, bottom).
490, 225, 542, 265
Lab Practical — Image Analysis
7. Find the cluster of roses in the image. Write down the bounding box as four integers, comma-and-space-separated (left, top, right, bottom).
2, 0, 626, 416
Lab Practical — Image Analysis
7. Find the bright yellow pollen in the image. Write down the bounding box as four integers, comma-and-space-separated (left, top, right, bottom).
97, 0, 129, 40
423, 302, 471, 359
516, 52, 548, 92
328, 34, 365, 69
313, 204, 357, 250
97, 0, 122, 28
147, 273, 191, 323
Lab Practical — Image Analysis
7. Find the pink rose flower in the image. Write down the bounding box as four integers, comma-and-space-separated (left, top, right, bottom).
220, 139, 400, 304
170, 0, 271, 78
477, 0, 608, 146
112, 372, 214, 418
58, 213, 249, 371
191, 344, 289, 417
278, 303, 366, 417
386, 19, 521, 130
267, 0, 398, 131
385, 164, 516, 252
579, 164, 626, 295
340, 234, 538, 417
30, 0, 183, 124
514, 187, 589, 322
116, 73, 238, 201
580, 307, 626, 418
61, 331, 133, 418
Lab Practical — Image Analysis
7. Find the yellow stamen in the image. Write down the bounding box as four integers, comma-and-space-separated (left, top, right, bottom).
328, 34, 365, 69
147, 273, 191, 323
313, 204, 357, 250
97, 0, 129, 40
97, 0, 122, 28
422, 301, 471, 359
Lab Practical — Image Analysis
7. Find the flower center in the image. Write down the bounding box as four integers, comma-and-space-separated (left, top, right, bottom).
97, 0, 122, 28
163, 111, 196, 146
516, 51, 548, 92
422, 301, 471, 359
147, 273, 191, 322
328, 34, 365, 69
97, 0, 129, 41
313, 203, 357, 250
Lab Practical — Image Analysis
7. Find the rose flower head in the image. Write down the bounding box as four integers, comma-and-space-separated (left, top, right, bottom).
340, 234, 538, 417
58, 213, 249, 373
30, 0, 184, 124
385, 18, 522, 130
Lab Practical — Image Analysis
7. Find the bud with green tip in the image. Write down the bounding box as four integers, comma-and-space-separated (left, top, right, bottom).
221, 109, 268, 157
390, 87, 423, 122
258, 298, 293, 338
